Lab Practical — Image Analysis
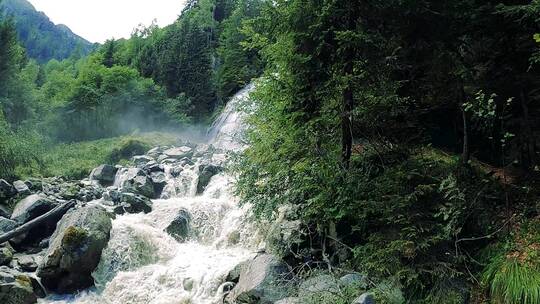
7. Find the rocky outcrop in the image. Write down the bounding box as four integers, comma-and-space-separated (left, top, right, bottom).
37, 205, 112, 293
165, 209, 191, 241
225, 254, 289, 304
0, 266, 42, 304
90, 164, 118, 186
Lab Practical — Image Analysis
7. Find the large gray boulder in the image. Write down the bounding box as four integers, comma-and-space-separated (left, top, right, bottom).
165, 209, 191, 242
0, 180, 16, 202
90, 165, 118, 185
10, 195, 56, 224
0, 266, 40, 304
9, 195, 61, 248
12, 181, 30, 197
37, 205, 112, 293
196, 165, 223, 194
225, 254, 288, 304
150, 171, 167, 197
132, 155, 154, 168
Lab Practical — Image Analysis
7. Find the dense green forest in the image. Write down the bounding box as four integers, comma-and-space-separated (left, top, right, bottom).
0, 0, 94, 62
1, 0, 540, 303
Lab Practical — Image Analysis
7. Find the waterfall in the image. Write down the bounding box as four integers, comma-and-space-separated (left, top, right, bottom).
40, 85, 261, 304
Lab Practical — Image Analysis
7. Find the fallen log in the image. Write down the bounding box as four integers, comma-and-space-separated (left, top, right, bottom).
0, 201, 76, 244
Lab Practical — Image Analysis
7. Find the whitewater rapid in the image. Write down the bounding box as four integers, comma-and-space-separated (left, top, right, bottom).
40, 85, 259, 304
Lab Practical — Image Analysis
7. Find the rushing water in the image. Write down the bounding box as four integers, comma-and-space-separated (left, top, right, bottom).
40, 85, 259, 304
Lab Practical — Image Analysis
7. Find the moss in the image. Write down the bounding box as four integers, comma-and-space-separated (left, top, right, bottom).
62, 226, 88, 248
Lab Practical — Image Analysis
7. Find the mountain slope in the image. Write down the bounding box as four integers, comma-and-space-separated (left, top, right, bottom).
0, 0, 94, 62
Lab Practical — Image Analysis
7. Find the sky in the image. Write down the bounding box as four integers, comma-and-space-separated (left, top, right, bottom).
28, 0, 186, 43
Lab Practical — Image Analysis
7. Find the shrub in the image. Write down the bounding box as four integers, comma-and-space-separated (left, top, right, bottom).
482, 220, 540, 304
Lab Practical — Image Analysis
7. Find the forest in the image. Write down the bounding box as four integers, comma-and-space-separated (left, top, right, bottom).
1, 0, 540, 304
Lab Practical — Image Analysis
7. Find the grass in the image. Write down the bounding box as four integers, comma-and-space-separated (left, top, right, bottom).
16, 132, 178, 180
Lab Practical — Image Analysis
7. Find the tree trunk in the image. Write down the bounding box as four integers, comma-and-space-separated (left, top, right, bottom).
462, 108, 470, 164
0, 201, 75, 244
519, 89, 535, 170
342, 83, 353, 169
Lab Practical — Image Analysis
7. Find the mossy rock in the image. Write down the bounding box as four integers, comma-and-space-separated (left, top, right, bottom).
62, 226, 88, 249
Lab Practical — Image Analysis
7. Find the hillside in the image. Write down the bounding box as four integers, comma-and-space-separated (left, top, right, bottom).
0, 0, 94, 62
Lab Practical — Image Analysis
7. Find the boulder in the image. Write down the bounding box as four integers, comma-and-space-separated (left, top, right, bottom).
226, 260, 248, 283
150, 171, 167, 197
143, 161, 163, 173
10, 195, 61, 248
196, 165, 223, 194
113, 193, 152, 215
0, 243, 14, 266
165, 209, 191, 242
163, 146, 193, 160
0, 266, 42, 304
0, 206, 10, 219
37, 205, 112, 293
12, 181, 30, 197
298, 274, 340, 298
352, 293, 376, 304
90, 165, 118, 186
0, 217, 17, 234
116, 168, 156, 198
10, 194, 56, 224
0, 179, 16, 202
132, 155, 154, 167
15, 255, 38, 272
225, 254, 288, 304
193, 144, 215, 158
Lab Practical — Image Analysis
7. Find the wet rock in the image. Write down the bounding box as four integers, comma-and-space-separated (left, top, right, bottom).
352, 293, 376, 304
133, 155, 154, 167
163, 146, 193, 160
165, 209, 191, 242
146, 146, 165, 158
37, 205, 112, 293
0, 206, 11, 219
90, 164, 118, 186
15, 255, 38, 272
170, 166, 183, 178
225, 253, 288, 304
143, 161, 163, 173
226, 260, 248, 283
298, 274, 340, 298
0, 243, 14, 266
196, 165, 223, 194
0, 266, 40, 303
117, 168, 156, 198
10, 194, 56, 224
102, 188, 122, 203
0, 180, 16, 203
193, 144, 215, 158
0, 217, 17, 234
12, 181, 31, 197
113, 193, 152, 215
150, 171, 167, 197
